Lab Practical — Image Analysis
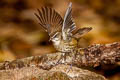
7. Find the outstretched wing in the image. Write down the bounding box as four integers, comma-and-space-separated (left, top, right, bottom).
34, 7, 63, 37
73, 27, 92, 39
62, 2, 76, 40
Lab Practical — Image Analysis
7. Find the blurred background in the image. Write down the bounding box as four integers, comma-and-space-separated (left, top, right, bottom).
0, 0, 120, 80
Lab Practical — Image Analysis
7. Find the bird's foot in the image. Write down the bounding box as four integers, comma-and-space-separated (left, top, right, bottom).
56, 52, 69, 65
66, 64, 73, 73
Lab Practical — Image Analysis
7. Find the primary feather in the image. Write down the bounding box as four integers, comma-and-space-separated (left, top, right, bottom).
34, 7, 63, 37
62, 2, 76, 40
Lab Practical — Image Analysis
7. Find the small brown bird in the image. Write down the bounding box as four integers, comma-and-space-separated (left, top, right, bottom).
35, 2, 92, 53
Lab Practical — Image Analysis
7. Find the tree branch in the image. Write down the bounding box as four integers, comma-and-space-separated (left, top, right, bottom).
0, 42, 119, 80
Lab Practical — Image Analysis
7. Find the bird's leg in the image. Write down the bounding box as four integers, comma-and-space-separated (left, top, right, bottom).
66, 63, 73, 73
66, 49, 77, 73
56, 52, 69, 65
56, 53, 64, 64
56, 50, 77, 73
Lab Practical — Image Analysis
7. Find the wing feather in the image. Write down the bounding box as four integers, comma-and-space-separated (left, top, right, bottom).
62, 2, 76, 40
73, 27, 92, 39
34, 7, 63, 37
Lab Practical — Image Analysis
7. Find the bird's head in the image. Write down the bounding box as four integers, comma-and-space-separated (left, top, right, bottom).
50, 32, 62, 44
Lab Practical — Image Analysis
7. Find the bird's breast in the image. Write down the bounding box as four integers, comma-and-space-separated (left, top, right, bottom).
53, 40, 77, 52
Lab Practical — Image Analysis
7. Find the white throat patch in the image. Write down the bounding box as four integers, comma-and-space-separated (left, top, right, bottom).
52, 38, 60, 46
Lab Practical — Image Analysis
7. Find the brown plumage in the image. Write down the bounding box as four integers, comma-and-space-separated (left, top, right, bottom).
34, 7, 63, 37
35, 2, 92, 52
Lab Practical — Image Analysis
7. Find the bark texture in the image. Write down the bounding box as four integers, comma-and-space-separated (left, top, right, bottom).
0, 42, 120, 80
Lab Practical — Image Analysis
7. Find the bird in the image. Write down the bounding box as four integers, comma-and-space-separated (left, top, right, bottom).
34, 2, 92, 54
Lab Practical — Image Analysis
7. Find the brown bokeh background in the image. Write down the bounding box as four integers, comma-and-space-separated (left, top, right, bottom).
0, 0, 120, 80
